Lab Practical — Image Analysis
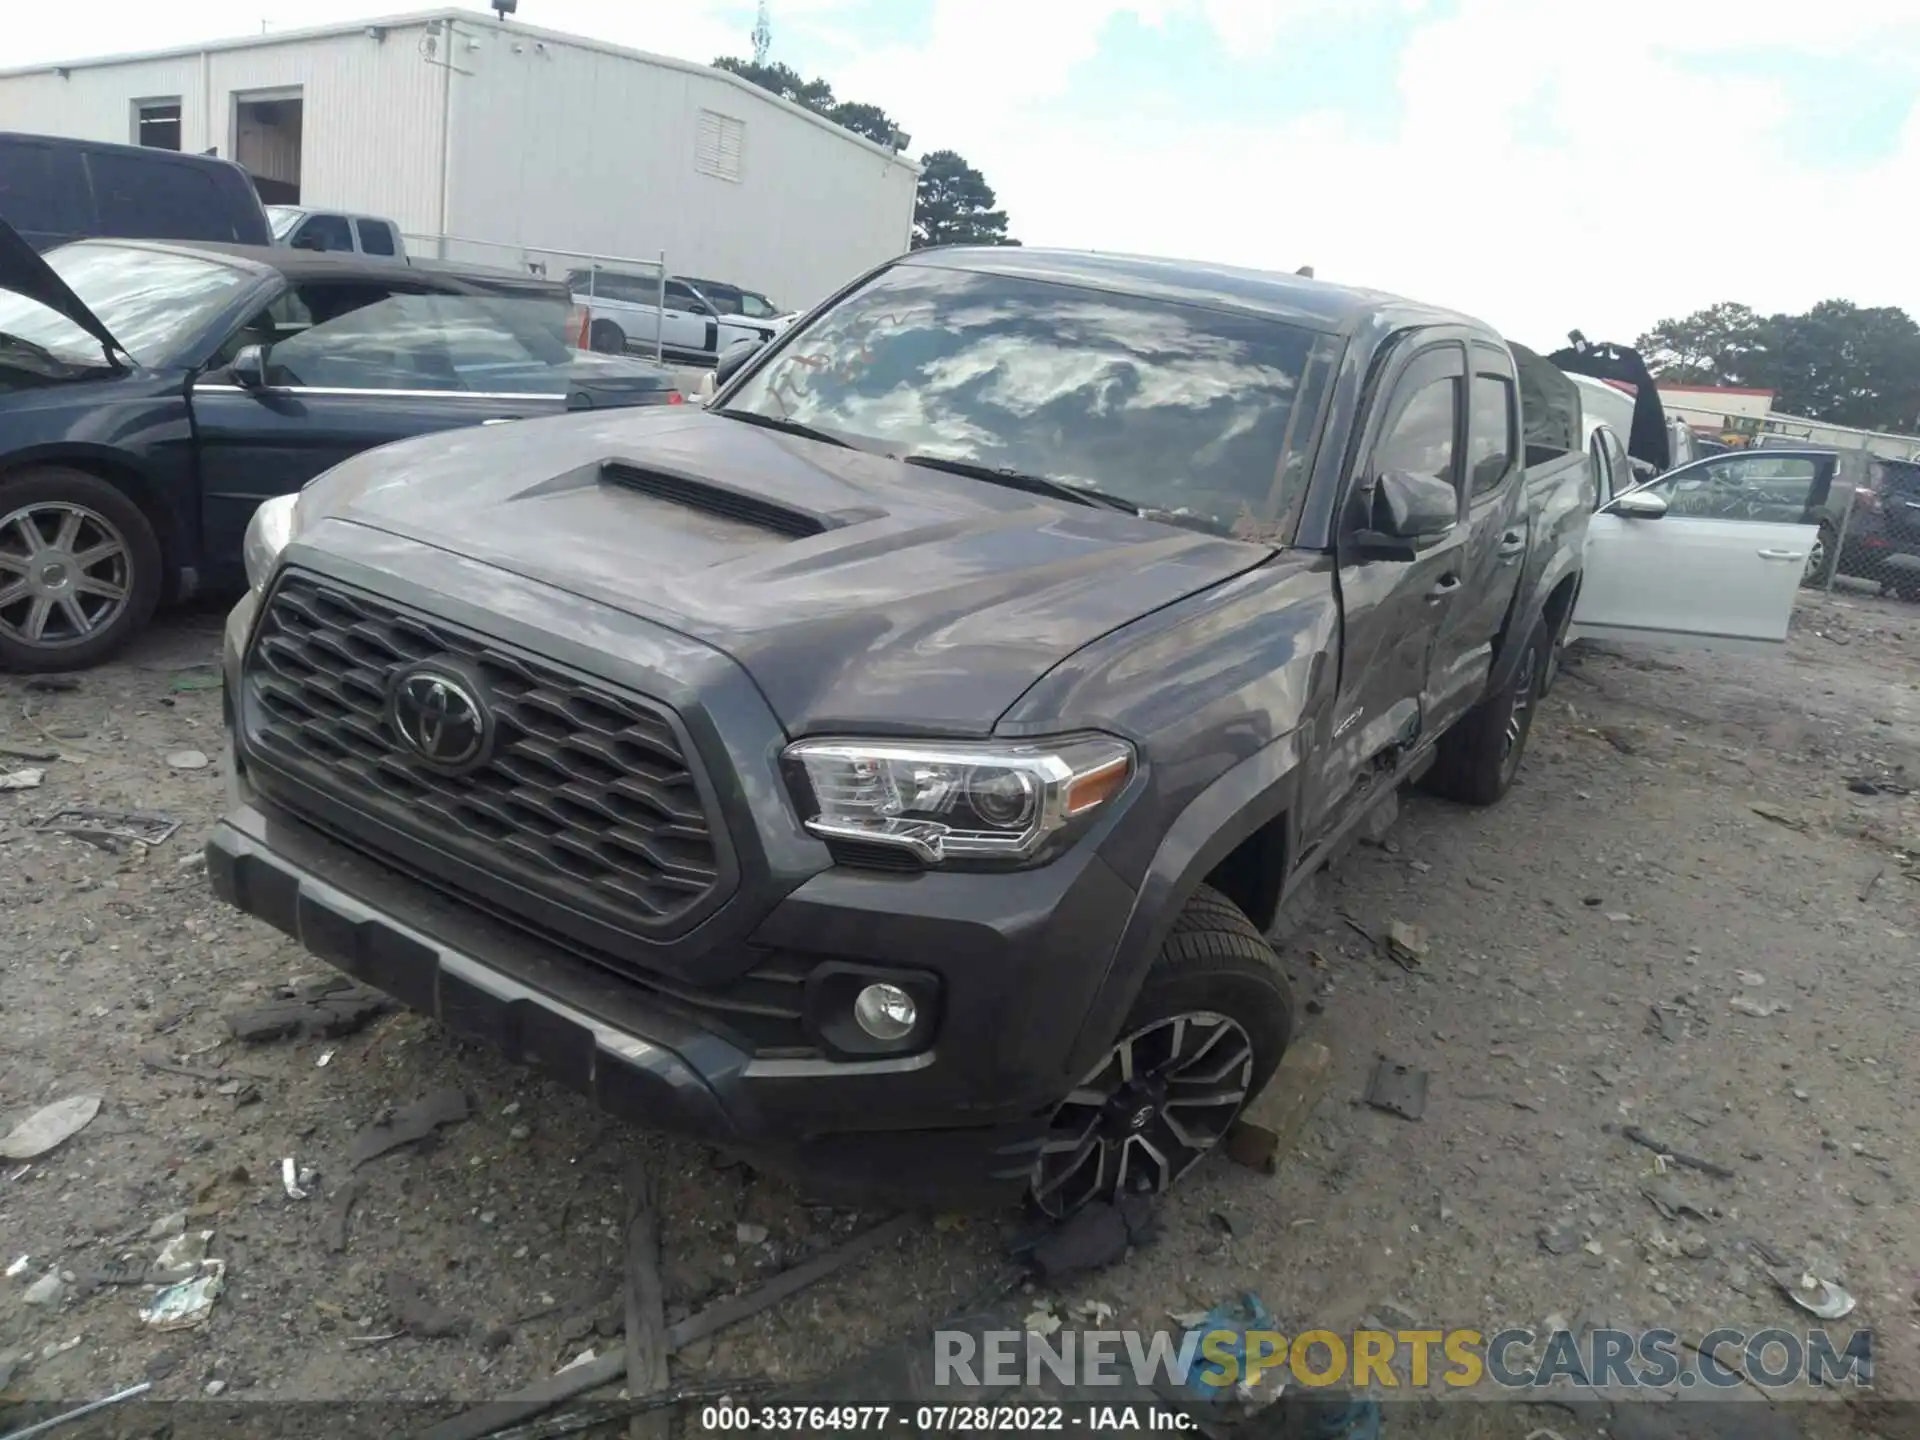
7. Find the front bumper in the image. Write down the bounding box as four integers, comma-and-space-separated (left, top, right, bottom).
209, 796, 1080, 1208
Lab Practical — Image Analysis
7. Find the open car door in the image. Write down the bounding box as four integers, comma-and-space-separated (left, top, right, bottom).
1569, 449, 1838, 650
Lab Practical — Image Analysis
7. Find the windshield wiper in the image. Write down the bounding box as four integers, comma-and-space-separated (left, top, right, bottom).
897, 454, 1139, 514
716, 408, 857, 450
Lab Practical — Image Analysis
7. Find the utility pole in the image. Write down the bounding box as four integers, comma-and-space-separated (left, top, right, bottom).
751, 1, 772, 64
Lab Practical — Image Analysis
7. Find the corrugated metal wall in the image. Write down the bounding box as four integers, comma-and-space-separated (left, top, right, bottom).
0, 23, 449, 235
441, 22, 919, 310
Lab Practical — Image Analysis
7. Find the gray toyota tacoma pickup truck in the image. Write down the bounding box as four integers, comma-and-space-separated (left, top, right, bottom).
208, 247, 1600, 1215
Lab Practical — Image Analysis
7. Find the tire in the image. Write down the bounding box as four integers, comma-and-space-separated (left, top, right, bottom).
589, 320, 626, 354
1029, 884, 1294, 1217
1801, 523, 1836, 588
0, 466, 162, 674
1423, 615, 1548, 807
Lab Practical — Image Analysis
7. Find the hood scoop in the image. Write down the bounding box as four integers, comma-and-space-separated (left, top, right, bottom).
599, 459, 882, 540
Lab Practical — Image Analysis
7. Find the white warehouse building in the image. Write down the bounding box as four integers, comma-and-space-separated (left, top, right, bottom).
0, 7, 920, 311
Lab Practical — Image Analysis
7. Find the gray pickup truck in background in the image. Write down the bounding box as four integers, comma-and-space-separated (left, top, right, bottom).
211, 246, 1692, 1215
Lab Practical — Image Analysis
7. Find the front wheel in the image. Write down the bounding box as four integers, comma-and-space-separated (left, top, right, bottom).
1423, 615, 1548, 806
0, 467, 162, 673
1030, 885, 1293, 1218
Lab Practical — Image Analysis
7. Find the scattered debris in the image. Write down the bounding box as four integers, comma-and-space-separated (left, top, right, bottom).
0, 767, 45, 791
1640, 1178, 1712, 1222
1861, 866, 1887, 902
418, 1216, 916, 1440
24, 676, 80, 693
623, 1162, 672, 1440
1736, 970, 1766, 987
1226, 1040, 1331, 1174
1846, 776, 1913, 797
348, 1088, 470, 1167
22, 1271, 65, 1307
735, 1222, 769, 1246
1775, 1272, 1855, 1320
0, 1381, 153, 1438
316, 1048, 335, 1067
33, 806, 181, 848
1646, 1004, 1684, 1043
281, 1156, 312, 1201
1730, 996, 1790, 1018
1384, 921, 1428, 970
166, 749, 210, 770
1616, 1125, 1737, 1180
1, 1094, 102, 1161
386, 1272, 470, 1338
1024, 1304, 1063, 1337
1749, 802, 1805, 831
1171, 1293, 1278, 1401
140, 1260, 225, 1330
226, 976, 392, 1043
1537, 1225, 1578, 1256
150, 1230, 213, 1284
324, 1179, 363, 1254
1071, 1299, 1115, 1324
1363, 1059, 1428, 1121
1025, 1197, 1155, 1280
5, 1254, 27, 1278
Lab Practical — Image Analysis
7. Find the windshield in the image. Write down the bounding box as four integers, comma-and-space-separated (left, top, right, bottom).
0, 243, 253, 369
740, 291, 779, 319
266, 205, 303, 241
721, 262, 1338, 540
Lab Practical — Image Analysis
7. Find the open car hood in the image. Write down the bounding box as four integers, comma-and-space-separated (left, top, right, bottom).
1546, 337, 1670, 472
0, 215, 124, 361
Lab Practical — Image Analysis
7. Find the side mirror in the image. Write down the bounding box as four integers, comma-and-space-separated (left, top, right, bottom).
688, 300, 714, 316
1355, 469, 1458, 556
1608, 490, 1668, 519
230, 343, 269, 389
712, 338, 763, 389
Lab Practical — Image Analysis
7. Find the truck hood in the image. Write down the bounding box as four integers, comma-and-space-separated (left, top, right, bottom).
298, 408, 1272, 734
0, 215, 123, 360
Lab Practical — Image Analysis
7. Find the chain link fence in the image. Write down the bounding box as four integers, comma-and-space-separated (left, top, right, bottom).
1806, 449, 1920, 603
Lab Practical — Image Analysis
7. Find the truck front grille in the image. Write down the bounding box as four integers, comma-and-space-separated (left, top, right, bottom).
241, 573, 729, 941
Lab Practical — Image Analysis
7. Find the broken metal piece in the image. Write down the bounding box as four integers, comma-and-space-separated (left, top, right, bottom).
33, 806, 181, 848
349, 1088, 470, 1168
1364, 1059, 1428, 1121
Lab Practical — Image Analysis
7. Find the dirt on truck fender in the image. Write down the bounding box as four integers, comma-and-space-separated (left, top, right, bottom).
209, 244, 1666, 1216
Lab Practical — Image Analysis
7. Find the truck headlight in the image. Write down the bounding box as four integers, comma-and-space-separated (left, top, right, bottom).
242, 494, 300, 597
783, 735, 1134, 865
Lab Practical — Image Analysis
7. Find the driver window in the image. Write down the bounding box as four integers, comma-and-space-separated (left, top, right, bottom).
1636, 455, 1823, 522
1374, 375, 1462, 492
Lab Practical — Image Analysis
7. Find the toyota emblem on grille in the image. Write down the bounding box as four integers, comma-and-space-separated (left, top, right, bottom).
390, 668, 490, 769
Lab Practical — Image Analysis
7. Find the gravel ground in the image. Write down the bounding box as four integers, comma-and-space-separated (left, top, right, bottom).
2, 589, 1916, 1435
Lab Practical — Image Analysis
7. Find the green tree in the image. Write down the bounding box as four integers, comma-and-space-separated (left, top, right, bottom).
712, 56, 906, 151
1633, 302, 1770, 386
912, 150, 1018, 249
1637, 298, 1920, 433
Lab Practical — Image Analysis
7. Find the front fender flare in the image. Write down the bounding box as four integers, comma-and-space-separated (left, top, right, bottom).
1488, 548, 1582, 699
1065, 726, 1306, 1078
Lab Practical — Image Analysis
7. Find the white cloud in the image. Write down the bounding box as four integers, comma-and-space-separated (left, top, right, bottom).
821, 0, 1920, 347
8, 0, 1918, 345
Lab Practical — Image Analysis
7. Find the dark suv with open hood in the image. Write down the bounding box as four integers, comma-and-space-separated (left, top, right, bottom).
207, 247, 1797, 1212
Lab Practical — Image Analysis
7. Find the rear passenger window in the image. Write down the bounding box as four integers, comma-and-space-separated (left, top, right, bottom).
1467, 374, 1517, 496
1375, 375, 1460, 490
87, 152, 228, 241
293, 214, 354, 252
355, 219, 396, 256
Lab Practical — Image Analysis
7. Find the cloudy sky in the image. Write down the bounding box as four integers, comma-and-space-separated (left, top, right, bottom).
11, 0, 1920, 350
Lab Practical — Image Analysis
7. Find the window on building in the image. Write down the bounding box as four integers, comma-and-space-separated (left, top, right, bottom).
694, 110, 746, 182
134, 98, 182, 151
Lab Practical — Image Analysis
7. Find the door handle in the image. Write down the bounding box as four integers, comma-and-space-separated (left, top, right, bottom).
1496, 531, 1526, 563
1426, 574, 1461, 600
1757, 548, 1805, 561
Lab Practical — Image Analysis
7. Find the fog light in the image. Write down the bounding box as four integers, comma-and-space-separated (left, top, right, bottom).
852, 983, 916, 1041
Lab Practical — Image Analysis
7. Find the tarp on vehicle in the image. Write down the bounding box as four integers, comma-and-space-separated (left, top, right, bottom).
1547, 338, 1670, 473
1510, 342, 1580, 461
